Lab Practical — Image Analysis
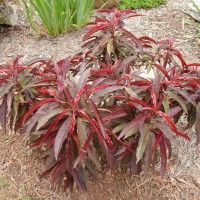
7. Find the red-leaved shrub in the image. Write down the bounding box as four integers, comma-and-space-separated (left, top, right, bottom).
0, 9, 199, 191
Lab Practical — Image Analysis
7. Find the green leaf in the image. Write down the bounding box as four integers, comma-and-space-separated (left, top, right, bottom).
136, 123, 150, 163
124, 126, 139, 139
112, 123, 127, 134
162, 98, 170, 113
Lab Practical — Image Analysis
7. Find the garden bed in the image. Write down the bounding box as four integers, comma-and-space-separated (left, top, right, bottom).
0, 0, 199, 199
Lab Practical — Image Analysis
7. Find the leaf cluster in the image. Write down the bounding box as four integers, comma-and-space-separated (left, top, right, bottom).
188, 0, 200, 37
22, 0, 94, 36
0, 9, 199, 191
119, 0, 167, 10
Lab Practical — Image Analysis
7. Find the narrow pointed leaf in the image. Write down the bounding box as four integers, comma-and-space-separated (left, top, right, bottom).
159, 138, 167, 178
36, 107, 64, 131
186, 105, 196, 129
0, 97, 7, 134
26, 102, 59, 134
195, 103, 200, 144
155, 122, 178, 147
91, 86, 125, 101
118, 114, 148, 139
18, 98, 56, 128
166, 91, 187, 113
73, 131, 94, 169
54, 115, 72, 160
0, 82, 15, 99
170, 86, 196, 107
144, 132, 156, 175
136, 123, 150, 163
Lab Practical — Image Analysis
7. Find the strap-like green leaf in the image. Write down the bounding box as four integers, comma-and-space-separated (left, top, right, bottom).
136, 123, 151, 163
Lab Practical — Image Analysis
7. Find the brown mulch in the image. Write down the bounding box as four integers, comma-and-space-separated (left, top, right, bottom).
0, 0, 200, 199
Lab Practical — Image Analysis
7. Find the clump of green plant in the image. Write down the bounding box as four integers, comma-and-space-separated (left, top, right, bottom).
22, 0, 94, 36
0, 9, 199, 191
119, 0, 167, 10
187, 0, 200, 37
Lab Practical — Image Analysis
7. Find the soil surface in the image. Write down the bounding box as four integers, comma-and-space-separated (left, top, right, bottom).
0, 0, 200, 199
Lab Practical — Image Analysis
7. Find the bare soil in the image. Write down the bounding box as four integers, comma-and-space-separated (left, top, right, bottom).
0, 0, 200, 199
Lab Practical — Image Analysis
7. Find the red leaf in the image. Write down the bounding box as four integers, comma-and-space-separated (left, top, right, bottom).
83, 23, 110, 41
89, 78, 107, 91
195, 103, 200, 144
26, 102, 60, 134
164, 137, 172, 159
115, 95, 150, 107
73, 131, 94, 169
159, 137, 167, 178
40, 161, 61, 179
91, 86, 124, 100
77, 69, 90, 92
170, 86, 197, 107
120, 27, 143, 54
64, 175, 73, 191
0, 74, 11, 85
33, 110, 70, 148
130, 158, 141, 175
156, 111, 179, 135
162, 81, 183, 87
54, 115, 72, 160
88, 99, 107, 139
13, 55, 23, 67
107, 148, 115, 171
156, 122, 178, 147
152, 132, 163, 158
73, 85, 88, 107
91, 69, 111, 76
18, 98, 56, 129
65, 139, 73, 173
77, 110, 108, 154
149, 88, 157, 109
114, 56, 136, 75
144, 132, 156, 175
0, 96, 7, 134
51, 162, 66, 184
164, 106, 182, 120
152, 63, 170, 80
71, 169, 87, 191
139, 36, 157, 44
152, 72, 161, 99
102, 109, 128, 122
107, 129, 133, 153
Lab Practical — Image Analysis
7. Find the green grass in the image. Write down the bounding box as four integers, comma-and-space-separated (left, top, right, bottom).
119, 0, 167, 10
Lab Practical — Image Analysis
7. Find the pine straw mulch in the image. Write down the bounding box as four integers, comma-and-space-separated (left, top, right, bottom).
0, 0, 200, 199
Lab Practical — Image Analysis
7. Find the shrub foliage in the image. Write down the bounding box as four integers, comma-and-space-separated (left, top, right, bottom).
119, 0, 167, 10
0, 9, 200, 191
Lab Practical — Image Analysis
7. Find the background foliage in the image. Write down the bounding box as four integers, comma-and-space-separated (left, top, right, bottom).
187, 0, 200, 37
119, 0, 167, 10
22, 0, 94, 35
